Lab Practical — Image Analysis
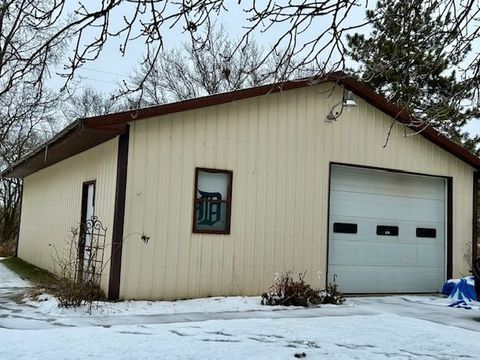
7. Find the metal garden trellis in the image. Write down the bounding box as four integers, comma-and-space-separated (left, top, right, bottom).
77, 215, 107, 289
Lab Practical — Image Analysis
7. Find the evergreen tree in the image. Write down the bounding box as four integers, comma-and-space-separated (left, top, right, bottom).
347, 0, 479, 153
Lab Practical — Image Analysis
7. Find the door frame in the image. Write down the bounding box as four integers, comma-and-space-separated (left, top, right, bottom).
79, 180, 96, 270
325, 162, 453, 291
80, 180, 96, 225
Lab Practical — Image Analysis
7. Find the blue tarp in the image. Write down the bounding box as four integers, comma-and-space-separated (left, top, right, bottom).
442, 276, 477, 308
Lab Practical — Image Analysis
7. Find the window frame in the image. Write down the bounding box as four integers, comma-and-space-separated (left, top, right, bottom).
192, 167, 233, 234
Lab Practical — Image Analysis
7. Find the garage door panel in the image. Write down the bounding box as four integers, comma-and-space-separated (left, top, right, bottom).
330, 216, 445, 240
331, 216, 444, 245
328, 165, 446, 294
328, 265, 444, 293
331, 166, 445, 200
331, 192, 444, 223
330, 232, 445, 248
330, 241, 445, 267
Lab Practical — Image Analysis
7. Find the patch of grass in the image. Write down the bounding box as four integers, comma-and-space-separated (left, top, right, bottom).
1, 257, 107, 308
0, 256, 58, 289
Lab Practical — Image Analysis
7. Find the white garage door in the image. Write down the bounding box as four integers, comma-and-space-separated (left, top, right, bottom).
328, 165, 446, 293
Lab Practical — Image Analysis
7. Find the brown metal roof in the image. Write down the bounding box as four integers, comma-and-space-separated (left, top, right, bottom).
2, 71, 479, 178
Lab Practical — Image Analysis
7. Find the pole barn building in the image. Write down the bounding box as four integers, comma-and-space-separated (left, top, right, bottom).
2, 73, 479, 300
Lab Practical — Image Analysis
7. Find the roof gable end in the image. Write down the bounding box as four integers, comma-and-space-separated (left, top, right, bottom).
2, 72, 479, 178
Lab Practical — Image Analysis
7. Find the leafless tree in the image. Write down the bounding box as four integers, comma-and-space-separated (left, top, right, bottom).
0, 0, 67, 250
61, 87, 122, 122
126, 25, 317, 106
0, 84, 57, 248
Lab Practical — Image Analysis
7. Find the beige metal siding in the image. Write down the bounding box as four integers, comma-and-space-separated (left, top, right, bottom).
120, 83, 474, 300
18, 138, 118, 292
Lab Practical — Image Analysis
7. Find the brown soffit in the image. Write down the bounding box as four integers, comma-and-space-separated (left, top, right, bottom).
1, 121, 128, 178
2, 71, 480, 178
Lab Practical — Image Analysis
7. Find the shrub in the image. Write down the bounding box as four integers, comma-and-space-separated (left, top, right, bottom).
51, 218, 149, 312
56, 277, 104, 309
51, 223, 107, 312
261, 272, 345, 307
0, 240, 16, 257
319, 283, 345, 305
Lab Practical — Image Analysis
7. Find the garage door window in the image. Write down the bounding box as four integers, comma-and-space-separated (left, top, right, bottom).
416, 228, 437, 238
193, 168, 233, 234
376, 225, 399, 236
333, 223, 357, 234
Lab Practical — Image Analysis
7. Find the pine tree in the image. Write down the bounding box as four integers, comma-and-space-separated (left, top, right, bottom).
347, 0, 479, 153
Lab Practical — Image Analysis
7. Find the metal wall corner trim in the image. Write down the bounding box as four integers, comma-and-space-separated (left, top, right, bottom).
447, 178, 453, 279
472, 172, 478, 263
108, 126, 129, 300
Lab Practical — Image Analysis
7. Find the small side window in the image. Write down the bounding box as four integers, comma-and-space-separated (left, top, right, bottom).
333, 223, 357, 234
416, 228, 436, 238
377, 225, 398, 236
193, 168, 233, 234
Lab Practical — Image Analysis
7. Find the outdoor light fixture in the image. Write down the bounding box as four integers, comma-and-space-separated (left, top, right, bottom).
343, 90, 357, 107
326, 89, 357, 122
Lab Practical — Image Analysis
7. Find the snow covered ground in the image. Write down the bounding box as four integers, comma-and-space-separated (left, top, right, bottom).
4, 313, 480, 360
0, 260, 479, 359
